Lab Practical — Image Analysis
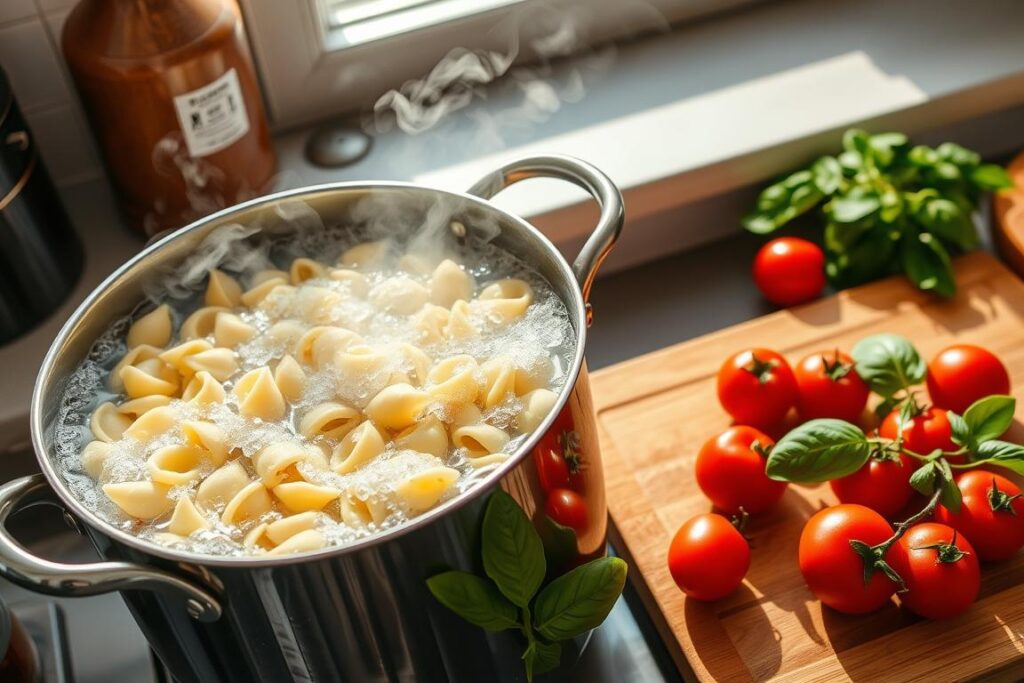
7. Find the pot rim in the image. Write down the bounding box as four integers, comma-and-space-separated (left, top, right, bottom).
30, 180, 588, 568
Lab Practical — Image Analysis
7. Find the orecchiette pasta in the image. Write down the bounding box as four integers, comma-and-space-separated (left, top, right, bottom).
79, 242, 571, 557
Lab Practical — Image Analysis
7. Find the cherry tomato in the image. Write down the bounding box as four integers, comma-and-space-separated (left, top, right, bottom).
798, 504, 897, 614
667, 513, 750, 601
935, 471, 1024, 561
890, 523, 980, 620
880, 407, 958, 461
534, 447, 570, 492
545, 489, 588, 532
752, 237, 826, 307
695, 426, 787, 514
927, 344, 1011, 415
794, 350, 870, 423
829, 454, 915, 518
717, 348, 798, 429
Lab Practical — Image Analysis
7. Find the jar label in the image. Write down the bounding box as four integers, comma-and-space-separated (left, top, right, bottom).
173, 69, 250, 158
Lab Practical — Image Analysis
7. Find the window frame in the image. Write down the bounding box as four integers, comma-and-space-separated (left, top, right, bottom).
238, 0, 763, 129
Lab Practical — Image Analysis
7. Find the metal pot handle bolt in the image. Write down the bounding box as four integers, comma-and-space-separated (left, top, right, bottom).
0, 474, 221, 622
467, 154, 625, 320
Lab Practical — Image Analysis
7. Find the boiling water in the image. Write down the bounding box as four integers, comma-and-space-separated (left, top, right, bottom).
52, 223, 576, 557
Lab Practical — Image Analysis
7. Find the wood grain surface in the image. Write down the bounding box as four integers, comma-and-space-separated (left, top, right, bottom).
591, 251, 1024, 682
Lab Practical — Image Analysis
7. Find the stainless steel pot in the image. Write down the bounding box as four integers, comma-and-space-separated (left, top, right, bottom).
0, 155, 623, 682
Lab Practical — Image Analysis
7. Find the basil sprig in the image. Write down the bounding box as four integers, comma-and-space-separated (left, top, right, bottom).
427, 490, 627, 681
744, 129, 1013, 296
766, 419, 871, 482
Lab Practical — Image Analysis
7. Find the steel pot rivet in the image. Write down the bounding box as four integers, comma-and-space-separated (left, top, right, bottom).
186, 599, 204, 619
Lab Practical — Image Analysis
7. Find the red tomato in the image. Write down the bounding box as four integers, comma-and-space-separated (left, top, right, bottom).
880, 407, 957, 460
829, 454, 915, 518
545, 489, 588, 532
716, 348, 798, 429
794, 350, 870, 422
752, 237, 826, 307
798, 504, 897, 614
667, 513, 750, 601
934, 471, 1024, 562
695, 426, 787, 514
926, 344, 1011, 415
890, 523, 980, 620
534, 447, 570, 492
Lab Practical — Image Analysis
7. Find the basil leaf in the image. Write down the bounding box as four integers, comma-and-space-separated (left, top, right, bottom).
908, 461, 937, 496
971, 164, 1014, 191
851, 334, 926, 397
869, 132, 907, 168
482, 489, 545, 607
947, 411, 970, 447
960, 395, 1015, 445
526, 641, 562, 680
937, 142, 980, 167
830, 194, 881, 223
936, 458, 961, 513
843, 129, 871, 156
426, 571, 520, 631
765, 419, 871, 482
977, 441, 1024, 476
825, 222, 895, 290
916, 198, 977, 250
743, 212, 778, 234
813, 156, 843, 194
908, 145, 938, 167
533, 557, 627, 642
900, 231, 956, 298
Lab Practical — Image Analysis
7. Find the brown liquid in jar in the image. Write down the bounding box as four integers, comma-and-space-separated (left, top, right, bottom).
62, 0, 276, 237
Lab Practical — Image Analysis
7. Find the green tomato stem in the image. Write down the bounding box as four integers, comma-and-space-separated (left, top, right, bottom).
875, 487, 943, 558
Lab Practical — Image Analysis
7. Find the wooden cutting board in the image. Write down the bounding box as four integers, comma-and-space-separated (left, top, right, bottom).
591, 251, 1024, 683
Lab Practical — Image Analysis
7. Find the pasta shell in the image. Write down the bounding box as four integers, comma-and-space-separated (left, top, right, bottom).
331, 421, 385, 474
168, 496, 211, 536
294, 326, 363, 367
364, 383, 429, 430
181, 371, 226, 405
368, 277, 428, 315
183, 348, 238, 381
394, 466, 459, 513
266, 511, 320, 545
159, 339, 214, 374
109, 345, 161, 392
123, 406, 178, 442
240, 277, 288, 307
339, 240, 390, 269
180, 306, 229, 340
518, 389, 558, 434
252, 269, 289, 285
399, 253, 436, 276
274, 355, 306, 402
148, 444, 204, 486
339, 493, 390, 527
196, 461, 250, 511
445, 300, 478, 339
478, 279, 532, 324
290, 257, 326, 284
205, 269, 242, 308
413, 305, 449, 345
233, 367, 287, 421
222, 481, 273, 525
299, 402, 360, 440
430, 259, 474, 307
514, 355, 555, 395
427, 355, 480, 405
466, 453, 511, 469
117, 395, 172, 419
452, 423, 510, 458
81, 440, 113, 479
481, 356, 516, 409
400, 344, 432, 386
265, 319, 308, 350
449, 403, 482, 428
327, 268, 369, 297
181, 421, 228, 465
394, 415, 448, 458
126, 305, 172, 349
213, 312, 256, 348
267, 529, 326, 555
252, 442, 307, 488
273, 482, 341, 514
293, 286, 342, 324
90, 402, 132, 442
103, 481, 173, 520
121, 359, 180, 398
243, 523, 274, 550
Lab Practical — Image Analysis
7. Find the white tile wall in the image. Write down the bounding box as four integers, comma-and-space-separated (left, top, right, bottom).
0, 4, 103, 186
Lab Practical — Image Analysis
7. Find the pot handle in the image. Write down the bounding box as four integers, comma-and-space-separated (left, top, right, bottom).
466, 154, 624, 309
0, 474, 221, 622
